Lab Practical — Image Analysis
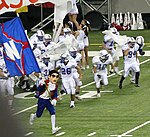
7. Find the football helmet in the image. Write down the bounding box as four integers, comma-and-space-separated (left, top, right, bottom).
69, 47, 77, 58
61, 52, 69, 63
63, 28, 71, 34
36, 30, 45, 41
42, 56, 50, 66
136, 36, 144, 48
44, 34, 52, 45
127, 37, 135, 48
104, 35, 113, 43
99, 50, 109, 63
109, 27, 118, 34
44, 34, 52, 41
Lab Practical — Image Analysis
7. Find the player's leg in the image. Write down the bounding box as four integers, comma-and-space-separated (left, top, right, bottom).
70, 78, 76, 108
119, 63, 130, 89
7, 77, 15, 110
94, 73, 101, 97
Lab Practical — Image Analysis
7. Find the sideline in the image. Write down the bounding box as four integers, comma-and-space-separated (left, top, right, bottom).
12, 58, 150, 116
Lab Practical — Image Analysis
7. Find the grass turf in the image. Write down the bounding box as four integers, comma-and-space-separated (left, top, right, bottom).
12, 30, 150, 137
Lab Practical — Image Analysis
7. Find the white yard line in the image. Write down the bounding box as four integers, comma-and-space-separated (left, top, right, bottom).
24, 132, 34, 136
55, 132, 65, 136
12, 104, 37, 116
110, 121, 150, 137
12, 58, 150, 116
87, 132, 96, 136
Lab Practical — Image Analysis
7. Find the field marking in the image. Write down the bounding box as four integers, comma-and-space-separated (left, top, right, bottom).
55, 132, 65, 136
24, 132, 34, 136
12, 104, 37, 116
12, 58, 150, 116
14, 92, 35, 99
81, 91, 113, 99
87, 132, 96, 136
110, 121, 150, 137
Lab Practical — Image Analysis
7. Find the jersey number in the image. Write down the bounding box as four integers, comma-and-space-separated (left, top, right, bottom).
61, 68, 71, 75
97, 64, 107, 70
128, 51, 136, 58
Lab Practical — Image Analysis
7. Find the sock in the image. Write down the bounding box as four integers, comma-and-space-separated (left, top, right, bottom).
114, 67, 119, 72
135, 72, 140, 84
51, 115, 56, 130
119, 76, 125, 85
97, 88, 100, 93
70, 101, 74, 106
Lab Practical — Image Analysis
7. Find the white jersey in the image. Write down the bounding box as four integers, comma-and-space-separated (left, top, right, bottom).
92, 54, 112, 74
0, 47, 3, 60
38, 61, 54, 78
56, 58, 77, 79
0, 58, 9, 78
72, 52, 81, 73
33, 47, 41, 58
74, 52, 82, 64
30, 34, 45, 52
122, 43, 139, 64
104, 35, 115, 50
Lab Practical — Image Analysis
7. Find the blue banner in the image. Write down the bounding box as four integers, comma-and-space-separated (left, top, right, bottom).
0, 17, 40, 76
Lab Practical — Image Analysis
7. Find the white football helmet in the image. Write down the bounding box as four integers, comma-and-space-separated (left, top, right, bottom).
63, 28, 71, 33
44, 34, 52, 45
127, 37, 135, 48
69, 47, 77, 58
44, 34, 52, 40
127, 37, 135, 43
61, 52, 69, 63
104, 35, 113, 42
99, 50, 109, 63
136, 36, 144, 47
36, 30, 45, 41
109, 27, 118, 34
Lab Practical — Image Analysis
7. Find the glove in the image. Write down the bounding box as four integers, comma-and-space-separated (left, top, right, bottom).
140, 51, 145, 55
51, 99, 57, 106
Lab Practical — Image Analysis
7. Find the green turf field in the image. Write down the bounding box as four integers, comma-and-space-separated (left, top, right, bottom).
13, 30, 150, 137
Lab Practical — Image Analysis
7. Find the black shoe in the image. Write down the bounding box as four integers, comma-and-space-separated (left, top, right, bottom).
135, 84, 140, 87
60, 90, 65, 95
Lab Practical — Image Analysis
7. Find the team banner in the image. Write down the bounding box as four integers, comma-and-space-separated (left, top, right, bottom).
0, 17, 41, 76
0, 0, 72, 24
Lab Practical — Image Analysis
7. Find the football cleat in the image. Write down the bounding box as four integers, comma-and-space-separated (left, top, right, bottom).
86, 65, 90, 69
52, 126, 61, 134
130, 80, 135, 84
97, 93, 101, 97
29, 113, 35, 125
70, 104, 75, 108
135, 84, 140, 87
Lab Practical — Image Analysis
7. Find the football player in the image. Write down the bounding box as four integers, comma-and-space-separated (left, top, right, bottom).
103, 27, 121, 75
56, 52, 82, 108
69, 47, 83, 100
130, 36, 145, 83
92, 49, 113, 97
119, 37, 140, 89
0, 47, 15, 110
